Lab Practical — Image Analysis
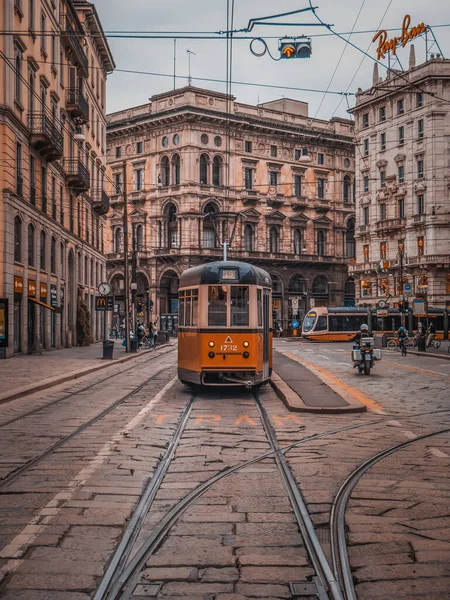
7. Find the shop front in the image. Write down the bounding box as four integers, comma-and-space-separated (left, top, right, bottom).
13, 276, 23, 353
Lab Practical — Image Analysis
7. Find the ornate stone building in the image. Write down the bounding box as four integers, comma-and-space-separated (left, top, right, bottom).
349, 52, 450, 309
106, 87, 355, 334
0, 0, 114, 357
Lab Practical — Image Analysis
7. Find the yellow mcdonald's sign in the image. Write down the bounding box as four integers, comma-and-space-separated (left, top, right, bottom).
96, 296, 107, 310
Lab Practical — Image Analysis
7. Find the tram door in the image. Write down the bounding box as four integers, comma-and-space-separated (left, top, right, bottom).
263, 289, 270, 379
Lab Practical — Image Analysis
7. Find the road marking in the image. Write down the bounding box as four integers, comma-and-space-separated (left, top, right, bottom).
316, 354, 331, 360
381, 360, 450, 379
402, 430, 417, 439
0, 376, 178, 568
386, 420, 403, 427
235, 414, 257, 426
430, 448, 449, 458
151, 414, 174, 425
281, 351, 385, 412
272, 414, 302, 425
194, 414, 222, 425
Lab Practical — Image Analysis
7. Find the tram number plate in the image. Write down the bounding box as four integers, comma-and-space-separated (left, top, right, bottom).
220, 344, 238, 351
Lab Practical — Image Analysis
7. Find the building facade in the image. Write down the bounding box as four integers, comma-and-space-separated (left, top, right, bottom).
349, 52, 450, 309
0, 0, 114, 357
106, 87, 356, 334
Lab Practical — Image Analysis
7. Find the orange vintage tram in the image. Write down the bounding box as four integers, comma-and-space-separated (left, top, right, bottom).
177, 261, 272, 388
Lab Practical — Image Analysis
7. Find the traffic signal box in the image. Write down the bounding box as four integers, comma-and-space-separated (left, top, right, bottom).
279, 38, 312, 59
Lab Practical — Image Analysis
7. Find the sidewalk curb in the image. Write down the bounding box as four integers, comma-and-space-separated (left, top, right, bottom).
0, 343, 175, 405
408, 350, 450, 361
270, 370, 366, 414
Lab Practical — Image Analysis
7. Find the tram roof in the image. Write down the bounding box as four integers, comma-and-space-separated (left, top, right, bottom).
179, 261, 272, 287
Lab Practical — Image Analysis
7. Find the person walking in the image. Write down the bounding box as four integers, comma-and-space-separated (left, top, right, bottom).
426, 321, 436, 347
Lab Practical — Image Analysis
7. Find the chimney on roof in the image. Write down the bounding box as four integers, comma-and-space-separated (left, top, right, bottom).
372, 63, 379, 86
409, 44, 416, 69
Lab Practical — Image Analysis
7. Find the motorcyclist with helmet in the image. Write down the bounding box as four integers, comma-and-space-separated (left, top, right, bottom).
354, 323, 371, 347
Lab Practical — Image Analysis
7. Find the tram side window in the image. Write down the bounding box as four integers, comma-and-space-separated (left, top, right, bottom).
257, 289, 262, 327
315, 316, 328, 331
231, 286, 249, 326
329, 315, 366, 331
185, 291, 192, 326
208, 286, 227, 326
192, 290, 198, 326
179, 291, 185, 326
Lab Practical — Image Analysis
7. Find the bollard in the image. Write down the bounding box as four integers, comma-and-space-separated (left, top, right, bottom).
102, 340, 114, 359
417, 334, 426, 352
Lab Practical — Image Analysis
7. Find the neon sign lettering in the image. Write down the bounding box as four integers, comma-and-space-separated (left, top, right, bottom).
373, 15, 427, 60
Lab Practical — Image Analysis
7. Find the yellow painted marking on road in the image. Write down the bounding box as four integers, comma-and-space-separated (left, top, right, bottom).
381, 359, 450, 378
430, 448, 449, 459
272, 414, 302, 426
151, 414, 174, 424
282, 351, 385, 412
194, 414, 222, 425
234, 414, 257, 426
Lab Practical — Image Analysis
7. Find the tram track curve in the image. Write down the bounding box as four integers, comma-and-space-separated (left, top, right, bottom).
0, 355, 177, 491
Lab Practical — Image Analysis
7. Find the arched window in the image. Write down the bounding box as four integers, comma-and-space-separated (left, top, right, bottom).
77, 252, 82, 283
269, 227, 279, 254
312, 276, 328, 296
212, 156, 222, 187
40, 230, 46, 271
114, 227, 122, 253
289, 275, 306, 294
28, 224, 35, 267
136, 224, 144, 251
84, 256, 88, 285
317, 230, 325, 256
344, 277, 356, 307
15, 48, 21, 103
293, 228, 303, 255
90, 258, 94, 286
200, 154, 209, 184
203, 202, 217, 248
50, 236, 56, 274
161, 156, 170, 186
172, 154, 180, 185
157, 221, 162, 247
60, 242, 65, 278
346, 218, 355, 258
343, 175, 352, 203
244, 224, 253, 252
14, 216, 22, 263
166, 203, 178, 248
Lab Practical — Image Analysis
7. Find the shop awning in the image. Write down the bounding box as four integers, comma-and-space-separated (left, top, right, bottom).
28, 297, 55, 311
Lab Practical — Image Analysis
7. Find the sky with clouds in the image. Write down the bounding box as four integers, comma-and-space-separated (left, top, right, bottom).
94, 0, 449, 120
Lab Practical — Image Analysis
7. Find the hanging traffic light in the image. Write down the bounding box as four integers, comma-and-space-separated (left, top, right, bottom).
404, 299, 410, 314
279, 37, 312, 59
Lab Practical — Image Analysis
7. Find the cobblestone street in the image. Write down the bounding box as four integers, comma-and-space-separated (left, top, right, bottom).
0, 341, 449, 599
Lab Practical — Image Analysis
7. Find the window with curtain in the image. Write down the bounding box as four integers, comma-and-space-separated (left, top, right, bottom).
343, 175, 352, 202
114, 227, 122, 253
244, 224, 253, 252
136, 225, 144, 251
269, 227, 279, 253
293, 228, 302, 255
317, 230, 325, 256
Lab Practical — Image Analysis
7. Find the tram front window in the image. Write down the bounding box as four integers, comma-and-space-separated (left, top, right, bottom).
303, 312, 317, 332
231, 286, 249, 326
208, 286, 227, 326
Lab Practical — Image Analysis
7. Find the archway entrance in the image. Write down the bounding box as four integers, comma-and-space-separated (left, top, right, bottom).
159, 270, 179, 335
270, 274, 283, 332
288, 275, 307, 325
136, 272, 150, 326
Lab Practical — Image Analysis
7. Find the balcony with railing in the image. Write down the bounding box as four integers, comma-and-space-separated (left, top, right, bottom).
407, 254, 450, 266
241, 189, 259, 204
66, 88, 89, 122
60, 14, 89, 77
290, 195, 309, 209
92, 188, 110, 215
376, 217, 405, 232
28, 113, 63, 162
64, 159, 90, 192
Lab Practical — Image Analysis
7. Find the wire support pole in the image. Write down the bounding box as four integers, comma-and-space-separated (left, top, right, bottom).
122, 162, 131, 354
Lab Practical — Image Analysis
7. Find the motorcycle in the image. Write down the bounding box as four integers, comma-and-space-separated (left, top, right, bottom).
352, 337, 381, 375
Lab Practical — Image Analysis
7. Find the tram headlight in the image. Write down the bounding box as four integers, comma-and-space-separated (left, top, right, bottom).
208, 351, 215, 359
243, 341, 250, 348
208, 341, 215, 348
243, 351, 250, 359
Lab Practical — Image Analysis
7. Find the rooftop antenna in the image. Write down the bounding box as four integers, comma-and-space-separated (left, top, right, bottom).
187, 49, 196, 86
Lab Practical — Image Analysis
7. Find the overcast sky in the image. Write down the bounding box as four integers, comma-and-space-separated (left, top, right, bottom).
94, 0, 449, 121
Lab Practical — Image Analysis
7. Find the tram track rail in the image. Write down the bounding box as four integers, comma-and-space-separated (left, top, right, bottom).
0, 356, 177, 492
0, 345, 176, 430
330, 426, 450, 600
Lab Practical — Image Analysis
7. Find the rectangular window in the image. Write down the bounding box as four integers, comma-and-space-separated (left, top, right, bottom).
192, 289, 198, 327
51, 32, 56, 68
363, 176, 369, 193
418, 119, 424, 138
380, 203, 386, 220
184, 290, 192, 326
294, 175, 302, 197
178, 291, 185, 326
244, 168, 253, 190
29, 0, 34, 29
135, 169, 143, 190
417, 159, 424, 179
380, 171, 386, 188
294, 149, 301, 161
363, 244, 369, 262
417, 93, 423, 108
257, 289, 262, 327
208, 285, 227, 326
363, 138, 369, 156
317, 178, 325, 199
362, 113, 369, 129
398, 198, 404, 219
269, 171, 278, 186
398, 126, 404, 145
270, 145, 277, 157
380, 243, 387, 259
136, 141, 143, 154
380, 132, 386, 151
379, 106, 386, 122
41, 166, 47, 212
60, 184, 64, 225
364, 206, 369, 225
51, 176, 56, 219
245, 140, 252, 153
16, 143, 23, 196
30, 156, 36, 205
398, 165, 404, 184
418, 194, 424, 215
397, 99, 404, 115
230, 286, 249, 326
41, 11, 46, 55
317, 153, 324, 165
114, 173, 121, 194
115, 146, 121, 158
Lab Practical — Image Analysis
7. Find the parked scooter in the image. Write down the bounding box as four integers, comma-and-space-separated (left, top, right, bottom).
352, 337, 381, 375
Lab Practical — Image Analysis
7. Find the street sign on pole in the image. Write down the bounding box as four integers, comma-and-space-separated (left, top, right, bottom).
376, 309, 388, 317
96, 296, 114, 311
404, 283, 412, 297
